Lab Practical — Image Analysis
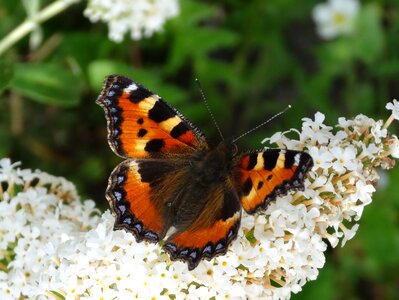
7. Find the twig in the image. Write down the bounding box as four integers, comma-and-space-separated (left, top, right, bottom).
0, 0, 80, 56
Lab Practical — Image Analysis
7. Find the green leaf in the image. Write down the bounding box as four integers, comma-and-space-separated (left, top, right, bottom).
359, 198, 399, 267
317, 40, 354, 75
352, 4, 384, 64
375, 59, 399, 77
48, 291, 65, 300
170, 0, 216, 28
169, 27, 238, 73
166, 0, 238, 73
9, 63, 83, 107
193, 28, 239, 56
194, 60, 237, 84
350, 83, 374, 114
0, 59, 14, 92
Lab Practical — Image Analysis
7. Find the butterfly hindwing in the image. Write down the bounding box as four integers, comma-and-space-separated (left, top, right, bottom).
106, 158, 191, 242
108, 156, 242, 270
239, 149, 313, 214
96, 75, 207, 158
163, 184, 241, 270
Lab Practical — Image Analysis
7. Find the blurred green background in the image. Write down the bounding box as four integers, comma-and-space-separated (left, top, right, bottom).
0, 0, 398, 299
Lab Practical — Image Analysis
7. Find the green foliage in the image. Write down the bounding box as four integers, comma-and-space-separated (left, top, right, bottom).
0, 59, 13, 91
9, 63, 84, 106
352, 4, 384, 64
0, 0, 399, 298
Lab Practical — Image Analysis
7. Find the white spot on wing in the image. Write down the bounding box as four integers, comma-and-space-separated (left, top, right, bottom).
124, 83, 138, 92
294, 153, 301, 165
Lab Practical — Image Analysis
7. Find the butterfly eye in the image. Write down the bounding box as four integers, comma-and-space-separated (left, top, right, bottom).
231, 144, 238, 156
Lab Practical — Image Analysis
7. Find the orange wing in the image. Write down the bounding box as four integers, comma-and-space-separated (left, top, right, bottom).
96, 75, 207, 158
106, 160, 165, 241
163, 185, 241, 270
106, 158, 189, 242
239, 149, 313, 214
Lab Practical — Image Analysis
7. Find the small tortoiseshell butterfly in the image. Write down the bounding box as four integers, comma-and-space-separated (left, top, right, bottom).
96, 75, 313, 270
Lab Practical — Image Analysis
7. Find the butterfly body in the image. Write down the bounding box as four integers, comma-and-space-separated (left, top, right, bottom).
97, 75, 313, 270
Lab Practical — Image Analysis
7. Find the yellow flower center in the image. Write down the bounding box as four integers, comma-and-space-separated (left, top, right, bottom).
333, 12, 346, 26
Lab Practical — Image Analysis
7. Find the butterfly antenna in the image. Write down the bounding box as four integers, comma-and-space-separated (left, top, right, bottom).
195, 79, 224, 141
232, 105, 292, 143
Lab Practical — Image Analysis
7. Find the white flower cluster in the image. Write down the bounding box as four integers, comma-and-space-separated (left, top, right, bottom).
0, 159, 100, 299
312, 0, 360, 39
1, 100, 398, 299
265, 111, 397, 250
84, 0, 180, 42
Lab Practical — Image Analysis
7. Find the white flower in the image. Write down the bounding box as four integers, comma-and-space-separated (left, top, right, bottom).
340, 223, 359, 246
312, 0, 360, 39
386, 99, 399, 120
301, 112, 334, 145
84, 0, 180, 42
389, 136, 399, 158
308, 146, 334, 170
330, 146, 358, 173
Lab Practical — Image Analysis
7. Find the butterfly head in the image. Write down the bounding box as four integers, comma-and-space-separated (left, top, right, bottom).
215, 139, 237, 158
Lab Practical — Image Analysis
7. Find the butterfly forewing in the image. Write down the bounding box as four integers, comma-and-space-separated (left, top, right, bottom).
96, 75, 207, 158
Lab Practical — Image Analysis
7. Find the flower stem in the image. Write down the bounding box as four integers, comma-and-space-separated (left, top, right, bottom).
0, 0, 80, 56
383, 114, 395, 129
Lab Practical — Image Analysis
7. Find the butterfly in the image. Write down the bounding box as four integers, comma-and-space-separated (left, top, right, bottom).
96, 75, 313, 270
